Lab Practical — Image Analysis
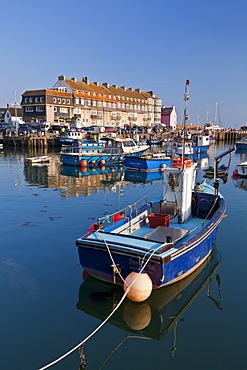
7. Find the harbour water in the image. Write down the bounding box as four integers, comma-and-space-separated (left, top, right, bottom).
1, 144, 247, 370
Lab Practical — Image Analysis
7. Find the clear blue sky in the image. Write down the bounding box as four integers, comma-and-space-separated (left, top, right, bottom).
1, 0, 247, 128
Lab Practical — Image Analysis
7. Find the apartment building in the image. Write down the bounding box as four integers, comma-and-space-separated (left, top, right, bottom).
21, 75, 162, 127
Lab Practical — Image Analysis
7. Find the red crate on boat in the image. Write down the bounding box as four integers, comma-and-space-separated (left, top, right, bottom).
148, 213, 170, 228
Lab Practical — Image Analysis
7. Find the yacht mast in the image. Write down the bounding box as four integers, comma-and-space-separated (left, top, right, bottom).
182, 80, 190, 169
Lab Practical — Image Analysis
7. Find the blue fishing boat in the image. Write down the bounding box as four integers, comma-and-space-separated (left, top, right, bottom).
75, 81, 228, 302
235, 136, 247, 151
164, 135, 210, 157
60, 137, 149, 167
124, 152, 172, 172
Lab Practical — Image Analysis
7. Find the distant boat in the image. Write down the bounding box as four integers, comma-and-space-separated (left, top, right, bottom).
25, 156, 51, 164
59, 129, 87, 145
235, 136, 247, 151
164, 134, 210, 156
203, 163, 229, 177
232, 162, 247, 178
124, 152, 171, 172
60, 137, 150, 167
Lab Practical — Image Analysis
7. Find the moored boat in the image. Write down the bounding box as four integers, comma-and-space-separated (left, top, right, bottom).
59, 129, 87, 145
25, 155, 51, 164
232, 161, 247, 177
235, 136, 247, 151
60, 137, 150, 167
76, 158, 225, 301
203, 164, 228, 177
164, 134, 210, 156
75, 81, 227, 302
124, 152, 172, 171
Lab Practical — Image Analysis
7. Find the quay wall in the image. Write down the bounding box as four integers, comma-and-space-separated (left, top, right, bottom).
0, 129, 245, 148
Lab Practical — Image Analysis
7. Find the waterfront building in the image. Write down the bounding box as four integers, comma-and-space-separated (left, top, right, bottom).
161, 105, 177, 129
21, 75, 162, 128
21, 89, 73, 125
0, 104, 23, 124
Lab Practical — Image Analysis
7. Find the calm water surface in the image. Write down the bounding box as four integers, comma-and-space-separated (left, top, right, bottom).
0, 144, 247, 370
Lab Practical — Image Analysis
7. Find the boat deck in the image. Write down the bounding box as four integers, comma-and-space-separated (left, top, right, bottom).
86, 216, 211, 258
131, 217, 210, 244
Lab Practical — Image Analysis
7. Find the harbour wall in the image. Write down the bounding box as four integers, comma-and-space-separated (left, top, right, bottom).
0, 129, 245, 149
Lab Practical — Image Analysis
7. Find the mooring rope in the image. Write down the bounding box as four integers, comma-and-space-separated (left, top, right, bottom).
38, 239, 159, 370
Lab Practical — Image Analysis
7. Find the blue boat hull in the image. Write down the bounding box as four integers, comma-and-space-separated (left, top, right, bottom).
124, 156, 172, 171
236, 143, 247, 150
61, 149, 148, 167
77, 197, 225, 288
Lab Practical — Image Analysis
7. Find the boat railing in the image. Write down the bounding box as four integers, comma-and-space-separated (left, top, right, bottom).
60, 146, 122, 155
95, 196, 149, 228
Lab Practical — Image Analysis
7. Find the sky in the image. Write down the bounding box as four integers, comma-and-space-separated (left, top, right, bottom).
1, 0, 247, 128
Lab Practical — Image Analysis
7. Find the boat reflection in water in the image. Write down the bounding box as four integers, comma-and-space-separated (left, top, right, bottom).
124, 169, 163, 183
77, 248, 223, 364
61, 164, 124, 178
232, 176, 247, 191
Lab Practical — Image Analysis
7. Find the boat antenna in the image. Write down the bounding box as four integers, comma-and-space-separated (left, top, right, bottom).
182, 80, 190, 170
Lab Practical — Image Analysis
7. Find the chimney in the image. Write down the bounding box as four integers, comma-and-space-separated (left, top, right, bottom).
7, 103, 10, 109
103, 82, 110, 88
135, 88, 142, 93
71, 77, 77, 82
82, 77, 90, 85
147, 91, 155, 98
58, 75, 65, 80
112, 85, 118, 89
121, 86, 127, 91
129, 87, 133, 92
94, 82, 99, 86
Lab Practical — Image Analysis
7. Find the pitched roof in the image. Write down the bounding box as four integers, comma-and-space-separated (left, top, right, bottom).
22, 89, 72, 97
161, 107, 173, 115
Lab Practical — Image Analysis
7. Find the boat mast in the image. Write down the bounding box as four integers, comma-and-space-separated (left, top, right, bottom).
182, 80, 190, 169
214, 102, 218, 125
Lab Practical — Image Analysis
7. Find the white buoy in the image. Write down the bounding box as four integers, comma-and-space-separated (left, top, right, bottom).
123, 301, 152, 330
123, 271, 153, 302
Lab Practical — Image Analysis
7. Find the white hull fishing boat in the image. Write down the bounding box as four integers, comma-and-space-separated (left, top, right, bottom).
75, 81, 229, 303
25, 156, 51, 164
233, 162, 247, 177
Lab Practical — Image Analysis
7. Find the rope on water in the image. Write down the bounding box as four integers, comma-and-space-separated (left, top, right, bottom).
38, 238, 158, 370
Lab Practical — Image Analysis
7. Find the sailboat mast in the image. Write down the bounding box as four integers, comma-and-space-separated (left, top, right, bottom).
214, 102, 218, 125
182, 80, 190, 169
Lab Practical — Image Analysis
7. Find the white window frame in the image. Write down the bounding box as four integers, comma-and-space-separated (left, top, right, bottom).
36, 106, 44, 112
